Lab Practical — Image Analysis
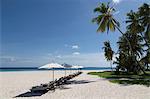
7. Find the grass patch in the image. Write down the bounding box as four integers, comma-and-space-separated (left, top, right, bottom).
88, 71, 150, 87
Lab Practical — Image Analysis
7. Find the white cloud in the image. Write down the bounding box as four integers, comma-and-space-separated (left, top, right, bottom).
55, 52, 112, 67
0, 55, 35, 67
72, 52, 80, 55
56, 55, 62, 58
113, 0, 121, 3
0, 56, 17, 62
1, 52, 117, 68
72, 45, 79, 49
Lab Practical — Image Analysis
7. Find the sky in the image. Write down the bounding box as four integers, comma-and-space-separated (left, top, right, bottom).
1, 0, 150, 67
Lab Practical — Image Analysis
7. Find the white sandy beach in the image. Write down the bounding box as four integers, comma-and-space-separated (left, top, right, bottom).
0, 70, 150, 99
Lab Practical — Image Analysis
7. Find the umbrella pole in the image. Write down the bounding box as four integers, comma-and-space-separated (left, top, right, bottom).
65, 69, 66, 76
53, 68, 54, 81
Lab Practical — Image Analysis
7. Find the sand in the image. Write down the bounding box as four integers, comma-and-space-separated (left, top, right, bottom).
0, 70, 150, 99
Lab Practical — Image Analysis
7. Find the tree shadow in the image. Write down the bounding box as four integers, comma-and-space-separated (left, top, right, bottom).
111, 79, 150, 87
89, 71, 150, 87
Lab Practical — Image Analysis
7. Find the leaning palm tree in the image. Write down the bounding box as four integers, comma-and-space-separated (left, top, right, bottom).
92, 2, 146, 74
126, 6, 150, 48
92, 2, 132, 50
126, 10, 144, 34
102, 41, 114, 70
138, 3, 150, 43
126, 3, 150, 73
140, 52, 150, 70
117, 32, 144, 73
92, 2, 120, 33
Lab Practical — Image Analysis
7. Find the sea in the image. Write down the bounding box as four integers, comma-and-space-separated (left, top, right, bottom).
0, 67, 111, 72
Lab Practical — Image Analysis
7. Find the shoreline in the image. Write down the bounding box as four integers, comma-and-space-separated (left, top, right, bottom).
0, 67, 112, 72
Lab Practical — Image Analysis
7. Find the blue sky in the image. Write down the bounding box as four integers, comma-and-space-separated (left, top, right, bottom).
1, 0, 150, 67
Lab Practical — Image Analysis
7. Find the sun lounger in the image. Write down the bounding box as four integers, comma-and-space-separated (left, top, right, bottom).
30, 72, 82, 93
30, 85, 48, 92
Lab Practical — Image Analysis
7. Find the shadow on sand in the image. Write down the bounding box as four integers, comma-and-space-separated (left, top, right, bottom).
65, 80, 95, 85
14, 80, 95, 98
14, 90, 48, 98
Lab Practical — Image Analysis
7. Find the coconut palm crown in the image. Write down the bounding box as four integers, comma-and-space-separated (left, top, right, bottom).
92, 2, 120, 33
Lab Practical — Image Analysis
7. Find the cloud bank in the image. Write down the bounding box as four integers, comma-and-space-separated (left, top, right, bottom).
56, 52, 110, 67
1, 52, 113, 67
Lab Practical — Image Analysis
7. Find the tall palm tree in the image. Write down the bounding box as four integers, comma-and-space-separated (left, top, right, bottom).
92, 2, 134, 55
126, 6, 150, 48
92, 2, 146, 74
140, 56, 150, 70
102, 41, 114, 70
92, 2, 119, 33
137, 3, 150, 58
126, 3, 150, 71
117, 32, 144, 73
138, 4, 150, 70
126, 10, 144, 34
138, 3, 150, 41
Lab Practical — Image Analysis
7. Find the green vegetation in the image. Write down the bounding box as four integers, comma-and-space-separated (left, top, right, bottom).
102, 41, 114, 70
88, 71, 150, 87
92, 2, 150, 74
91, 1, 150, 87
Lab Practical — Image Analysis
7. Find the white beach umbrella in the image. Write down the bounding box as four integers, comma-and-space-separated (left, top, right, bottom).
71, 66, 78, 69
72, 65, 83, 69
62, 63, 72, 76
62, 63, 72, 68
78, 66, 83, 69
72, 65, 83, 72
71, 66, 79, 73
39, 63, 64, 81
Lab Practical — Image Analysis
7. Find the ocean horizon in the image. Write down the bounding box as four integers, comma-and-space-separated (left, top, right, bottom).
0, 67, 112, 72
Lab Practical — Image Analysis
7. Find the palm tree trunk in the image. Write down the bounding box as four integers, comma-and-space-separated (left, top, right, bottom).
110, 61, 113, 71
52, 68, 54, 81
140, 32, 150, 71
146, 64, 149, 70
115, 25, 132, 54
115, 25, 147, 75
140, 32, 150, 48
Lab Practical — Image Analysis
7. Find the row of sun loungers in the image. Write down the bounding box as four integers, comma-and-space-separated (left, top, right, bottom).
30, 72, 82, 92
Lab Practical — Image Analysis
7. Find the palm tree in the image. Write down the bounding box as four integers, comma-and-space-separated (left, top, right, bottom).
92, 2, 120, 33
138, 3, 150, 42
102, 41, 114, 70
126, 10, 144, 34
113, 52, 127, 73
138, 3, 150, 70
126, 6, 150, 48
92, 2, 136, 53
117, 32, 144, 73
92, 2, 146, 74
140, 52, 150, 70
126, 3, 150, 71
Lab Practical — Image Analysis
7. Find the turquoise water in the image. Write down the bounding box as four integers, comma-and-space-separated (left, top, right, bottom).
0, 67, 111, 72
